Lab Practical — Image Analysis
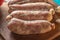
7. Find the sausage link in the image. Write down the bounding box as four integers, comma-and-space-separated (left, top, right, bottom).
6, 10, 55, 21
9, 2, 53, 11
8, 0, 46, 5
7, 18, 55, 35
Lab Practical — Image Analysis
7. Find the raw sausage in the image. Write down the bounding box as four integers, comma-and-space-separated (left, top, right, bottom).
9, 2, 53, 11
7, 18, 55, 35
6, 10, 55, 21
8, 0, 46, 5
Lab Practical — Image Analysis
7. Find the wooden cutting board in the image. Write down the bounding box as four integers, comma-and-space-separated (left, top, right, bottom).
0, 2, 60, 40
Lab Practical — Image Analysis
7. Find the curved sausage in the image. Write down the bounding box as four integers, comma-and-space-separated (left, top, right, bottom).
7, 18, 55, 35
8, 0, 46, 5
6, 10, 55, 21
9, 2, 53, 11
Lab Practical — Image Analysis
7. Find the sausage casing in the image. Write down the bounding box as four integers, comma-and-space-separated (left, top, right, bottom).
7, 18, 55, 35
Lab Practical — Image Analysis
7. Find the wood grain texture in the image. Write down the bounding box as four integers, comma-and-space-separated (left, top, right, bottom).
0, 2, 60, 40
